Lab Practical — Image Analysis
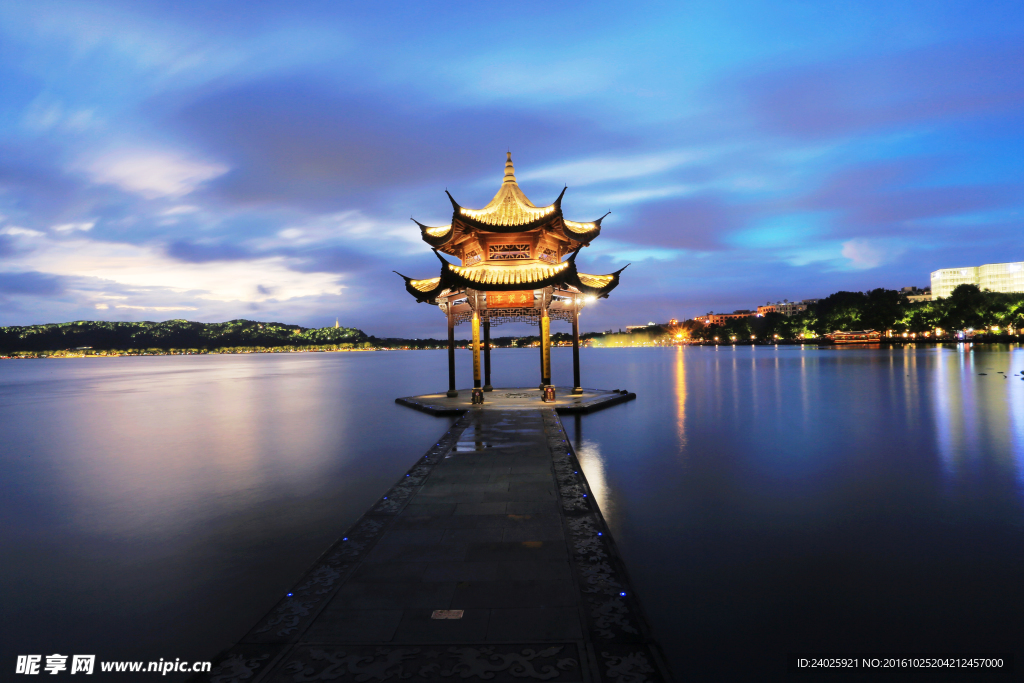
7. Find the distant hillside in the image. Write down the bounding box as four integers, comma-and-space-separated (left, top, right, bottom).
0, 319, 368, 353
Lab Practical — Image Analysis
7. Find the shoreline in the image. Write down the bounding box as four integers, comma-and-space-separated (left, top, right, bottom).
3, 337, 1022, 359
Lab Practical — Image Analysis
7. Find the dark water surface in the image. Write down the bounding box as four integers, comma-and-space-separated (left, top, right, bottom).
2, 346, 1023, 680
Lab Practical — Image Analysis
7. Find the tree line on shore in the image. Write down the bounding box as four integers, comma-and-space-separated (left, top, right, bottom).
683, 284, 1024, 342
0, 319, 371, 355
0, 319, 588, 355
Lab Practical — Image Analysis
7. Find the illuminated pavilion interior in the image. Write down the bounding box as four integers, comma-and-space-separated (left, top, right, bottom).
396, 153, 626, 399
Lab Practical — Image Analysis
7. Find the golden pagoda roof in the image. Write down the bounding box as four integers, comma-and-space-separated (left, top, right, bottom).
422, 225, 451, 238
448, 261, 570, 287
457, 153, 557, 227
443, 153, 567, 233
563, 218, 601, 237
396, 248, 627, 303
412, 153, 608, 249
577, 272, 615, 289
412, 219, 455, 248
406, 276, 441, 293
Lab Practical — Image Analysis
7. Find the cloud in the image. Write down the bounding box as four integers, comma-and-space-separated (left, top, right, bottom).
169, 76, 627, 210
22, 94, 99, 133
81, 148, 228, 199
588, 185, 698, 205
1, 231, 343, 303
797, 160, 1023, 236
52, 221, 95, 233
112, 304, 199, 311
0, 226, 45, 238
621, 195, 753, 251
161, 205, 199, 216
165, 240, 253, 263
0, 271, 65, 296
841, 239, 888, 269
517, 150, 703, 187
743, 41, 1024, 139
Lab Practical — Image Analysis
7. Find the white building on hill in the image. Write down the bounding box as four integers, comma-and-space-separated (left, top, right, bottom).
931, 262, 1024, 298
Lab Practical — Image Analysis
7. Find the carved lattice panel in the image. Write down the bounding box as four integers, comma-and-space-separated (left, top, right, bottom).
488, 244, 530, 260
485, 308, 541, 326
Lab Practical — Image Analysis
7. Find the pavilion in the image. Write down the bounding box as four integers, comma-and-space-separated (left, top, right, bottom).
396, 153, 625, 399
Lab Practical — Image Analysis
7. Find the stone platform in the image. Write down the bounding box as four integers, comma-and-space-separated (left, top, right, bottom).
192, 409, 670, 683
396, 387, 636, 415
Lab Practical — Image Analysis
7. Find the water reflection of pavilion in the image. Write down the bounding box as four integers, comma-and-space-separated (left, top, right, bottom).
397, 153, 626, 398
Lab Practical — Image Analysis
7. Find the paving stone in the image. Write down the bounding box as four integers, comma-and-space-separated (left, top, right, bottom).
464, 540, 568, 562
403, 502, 456, 516
501, 512, 562, 527
391, 514, 479, 530
363, 541, 468, 564
391, 608, 490, 642
421, 560, 572, 583
486, 607, 584, 641
328, 581, 456, 610
506, 500, 560, 514
441, 527, 505, 543
450, 579, 577, 609
299, 609, 403, 643
348, 562, 428, 583
378, 529, 445, 544
454, 501, 508, 515
502, 525, 565, 542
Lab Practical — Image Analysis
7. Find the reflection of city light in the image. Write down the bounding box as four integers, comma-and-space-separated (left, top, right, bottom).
675, 345, 687, 450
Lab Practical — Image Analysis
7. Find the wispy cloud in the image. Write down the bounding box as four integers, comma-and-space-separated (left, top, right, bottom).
112, 304, 199, 311
52, 221, 95, 233
1, 231, 343, 303
518, 150, 705, 187
80, 149, 228, 199
841, 239, 890, 269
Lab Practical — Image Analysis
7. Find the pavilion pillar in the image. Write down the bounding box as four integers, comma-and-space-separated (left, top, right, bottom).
483, 317, 493, 391
446, 307, 457, 398
541, 311, 551, 387
538, 331, 545, 390
572, 302, 583, 394
471, 310, 482, 389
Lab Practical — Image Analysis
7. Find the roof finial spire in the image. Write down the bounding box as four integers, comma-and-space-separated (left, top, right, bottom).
504, 151, 516, 184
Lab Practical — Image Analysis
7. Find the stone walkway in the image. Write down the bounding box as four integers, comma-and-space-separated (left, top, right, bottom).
194, 409, 670, 683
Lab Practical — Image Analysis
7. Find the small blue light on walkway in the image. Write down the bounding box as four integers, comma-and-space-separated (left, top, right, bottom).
620, 592, 626, 596
287, 593, 293, 597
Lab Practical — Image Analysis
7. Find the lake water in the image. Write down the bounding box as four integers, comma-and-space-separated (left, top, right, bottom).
2, 345, 1023, 680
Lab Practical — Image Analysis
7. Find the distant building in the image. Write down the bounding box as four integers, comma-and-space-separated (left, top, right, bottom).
757, 301, 809, 317
932, 262, 1024, 298
625, 322, 658, 333
695, 310, 756, 326
901, 286, 932, 303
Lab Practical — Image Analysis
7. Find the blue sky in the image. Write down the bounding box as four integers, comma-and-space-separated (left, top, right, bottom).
1, 0, 1022, 336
